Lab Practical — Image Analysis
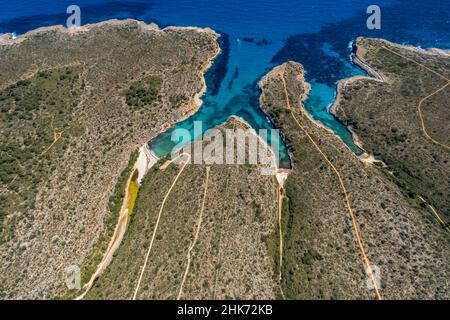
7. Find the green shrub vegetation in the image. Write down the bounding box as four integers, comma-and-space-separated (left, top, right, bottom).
79, 150, 138, 287
0, 67, 81, 243
123, 76, 163, 108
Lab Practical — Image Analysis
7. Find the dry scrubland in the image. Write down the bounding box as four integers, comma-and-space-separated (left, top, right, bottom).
1, 22, 448, 301
86, 41, 449, 300
259, 59, 449, 299
0, 20, 218, 299
86, 117, 279, 299
334, 38, 450, 221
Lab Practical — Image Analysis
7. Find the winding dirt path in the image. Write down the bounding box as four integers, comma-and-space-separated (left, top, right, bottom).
279, 74, 382, 300
380, 45, 450, 151
1, 119, 64, 195
377, 46, 450, 231
39, 119, 64, 157
75, 166, 136, 300
276, 182, 286, 300
132, 152, 191, 300
177, 166, 210, 300
276, 185, 283, 280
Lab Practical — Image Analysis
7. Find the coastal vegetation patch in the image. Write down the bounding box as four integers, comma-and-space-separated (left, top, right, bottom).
78, 151, 138, 291
0, 66, 81, 244
123, 76, 163, 108
127, 169, 139, 224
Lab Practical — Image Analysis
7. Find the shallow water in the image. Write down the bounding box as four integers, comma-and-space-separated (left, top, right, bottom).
2, 0, 450, 167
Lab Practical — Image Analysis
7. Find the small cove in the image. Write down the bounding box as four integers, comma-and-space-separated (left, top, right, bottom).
2, 0, 449, 167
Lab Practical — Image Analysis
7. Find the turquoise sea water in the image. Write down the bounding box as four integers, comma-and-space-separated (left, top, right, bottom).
1, 0, 450, 167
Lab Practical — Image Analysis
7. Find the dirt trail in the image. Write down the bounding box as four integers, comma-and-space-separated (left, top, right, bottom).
376, 46, 450, 230
75, 166, 136, 300
39, 130, 64, 157
177, 166, 210, 300
276, 181, 286, 300
1, 119, 64, 195
279, 73, 382, 300
75, 145, 155, 300
417, 196, 450, 233
380, 45, 450, 151
276, 185, 283, 279
132, 153, 191, 300
416, 82, 450, 150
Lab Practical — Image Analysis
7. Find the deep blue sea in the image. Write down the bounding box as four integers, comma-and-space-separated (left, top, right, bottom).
1, 0, 450, 167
